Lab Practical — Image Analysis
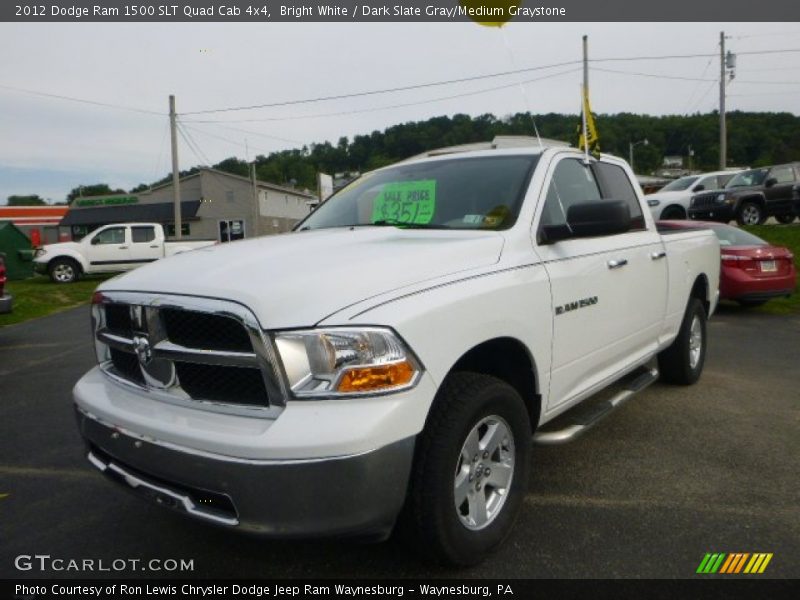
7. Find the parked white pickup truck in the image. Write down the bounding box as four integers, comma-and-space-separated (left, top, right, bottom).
74, 140, 720, 566
34, 223, 215, 283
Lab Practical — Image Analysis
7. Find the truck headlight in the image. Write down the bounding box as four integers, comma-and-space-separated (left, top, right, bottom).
647, 199, 660, 207
274, 327, 421, 397
714, 193, 727, 203
34, 248, 46, 258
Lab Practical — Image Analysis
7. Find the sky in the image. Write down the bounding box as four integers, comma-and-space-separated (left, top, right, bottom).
1, 21, 799, 203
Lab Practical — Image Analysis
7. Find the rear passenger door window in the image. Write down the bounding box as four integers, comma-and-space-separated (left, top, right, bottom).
594, 162, 646, 230
540, 158, 602, 228
771, 165, 795, 184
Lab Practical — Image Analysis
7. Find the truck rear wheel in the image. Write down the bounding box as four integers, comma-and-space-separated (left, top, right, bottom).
49, 258, 80, 284
658, 298, 707, 385
403, 372, 531, 566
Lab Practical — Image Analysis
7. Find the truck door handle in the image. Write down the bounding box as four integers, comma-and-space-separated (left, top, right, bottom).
650, 251, 667, 260
607, 259, 628, 269
149, 245, 159, 248
118, 246, 129, 249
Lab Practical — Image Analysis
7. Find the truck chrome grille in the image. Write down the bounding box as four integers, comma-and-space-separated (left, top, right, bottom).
161, 308, 253, 352
92, 292, 286, 417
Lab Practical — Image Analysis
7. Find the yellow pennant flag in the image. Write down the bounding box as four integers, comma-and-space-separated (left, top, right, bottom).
578, 86, 600, 157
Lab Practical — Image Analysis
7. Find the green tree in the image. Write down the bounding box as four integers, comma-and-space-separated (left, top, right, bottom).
67, 184, 126, 205
7, 194, 47, 206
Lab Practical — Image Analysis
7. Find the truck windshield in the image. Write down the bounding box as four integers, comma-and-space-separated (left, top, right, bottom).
297, 155, 539, 231
727, 169, 768, 188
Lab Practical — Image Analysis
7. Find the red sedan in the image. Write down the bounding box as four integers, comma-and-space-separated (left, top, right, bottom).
658, 221, 796, 307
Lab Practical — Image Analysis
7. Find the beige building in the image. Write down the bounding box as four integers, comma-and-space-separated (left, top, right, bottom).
60, 168, 315, 241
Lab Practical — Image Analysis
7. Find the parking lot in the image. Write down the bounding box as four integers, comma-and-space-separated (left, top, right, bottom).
1, 304, 798, 579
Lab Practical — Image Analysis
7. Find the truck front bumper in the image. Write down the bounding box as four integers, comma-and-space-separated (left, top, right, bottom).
688, 205, 734, 222
76, 407, 415, 539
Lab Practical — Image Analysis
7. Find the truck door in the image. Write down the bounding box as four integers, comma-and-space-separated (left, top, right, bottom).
129, 225, 162, 264
534, 156, 666, 410
85, 225, 132, 271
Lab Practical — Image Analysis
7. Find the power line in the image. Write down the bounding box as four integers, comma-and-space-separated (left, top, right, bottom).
594, 66, 800, 86
0, 82, 163, 116
182, 67, 581, 126
187, 122, 303, 145
181, 122, 291, 158
180, 60, 582, 115
180, 47, 800, 116
681, 53, 715, 115
177, 122, 213, 166
594, 67, 715, 83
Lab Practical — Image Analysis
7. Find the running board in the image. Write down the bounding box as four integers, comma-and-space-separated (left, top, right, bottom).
533, 366, 659, 445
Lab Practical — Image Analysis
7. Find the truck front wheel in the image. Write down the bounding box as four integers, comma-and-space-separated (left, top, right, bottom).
736, 202, 765, 226
658, 298, 707, 385
404, 372, 531, 566
49, 258, 80, 284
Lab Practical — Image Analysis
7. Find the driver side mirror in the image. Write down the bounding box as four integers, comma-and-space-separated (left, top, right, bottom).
694, 184, 705, 192
90, 237, 101, 245
765, 177, 778, 188
540, 200, 632, 244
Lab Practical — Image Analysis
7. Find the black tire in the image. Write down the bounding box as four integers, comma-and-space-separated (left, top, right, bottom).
658, 298, 707, 385
775, 214, 796, 224
738, 299, 767, 308
48, 257, 80, 284
660, 206, 686, 220
736, 202, 765, 226
403, 372, 532, 566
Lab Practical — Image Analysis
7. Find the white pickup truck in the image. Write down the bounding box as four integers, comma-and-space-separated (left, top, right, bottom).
74, 140, 720, 566
34, 222, 215, 283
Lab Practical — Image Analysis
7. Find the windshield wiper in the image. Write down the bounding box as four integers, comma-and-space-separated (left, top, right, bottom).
369, 220, 449, 229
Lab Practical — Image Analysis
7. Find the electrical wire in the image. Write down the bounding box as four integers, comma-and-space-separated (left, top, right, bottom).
177, 122, 213, 166
181, 122, 292, 158
182, 67, 582, 125
594, 66, 800, 85
681, 54, 715, 114
180, 47, 800, 116
0, 83, 163, 116
180, 59, 582, 115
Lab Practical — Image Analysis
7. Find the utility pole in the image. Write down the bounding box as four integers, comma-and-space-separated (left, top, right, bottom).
719, 31, 726, 170
251, 161, 260, 237
169, 95, 182, 239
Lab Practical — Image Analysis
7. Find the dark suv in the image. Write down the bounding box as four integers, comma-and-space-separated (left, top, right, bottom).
689, 163, 799, 225
0, 252, 11, 314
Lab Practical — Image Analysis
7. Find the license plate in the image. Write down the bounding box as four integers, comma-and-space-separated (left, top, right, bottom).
760, 260, 777, 272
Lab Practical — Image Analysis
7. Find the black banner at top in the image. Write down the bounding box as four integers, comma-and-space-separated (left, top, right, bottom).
4, 0, 800, 22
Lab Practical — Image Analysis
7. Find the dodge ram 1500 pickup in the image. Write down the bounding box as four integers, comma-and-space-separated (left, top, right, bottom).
74, 139, 720, 566
34, 223, 215, 283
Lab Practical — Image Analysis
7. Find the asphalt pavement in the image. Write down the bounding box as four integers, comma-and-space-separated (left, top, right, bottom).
1, 304, 798, 579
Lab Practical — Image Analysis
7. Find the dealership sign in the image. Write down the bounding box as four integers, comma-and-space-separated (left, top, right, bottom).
75, 196, 139, 208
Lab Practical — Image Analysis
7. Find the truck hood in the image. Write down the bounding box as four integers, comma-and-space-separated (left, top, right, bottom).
647, 190, 689, 203
100, 227, 505, 328
36, 241, 81, 259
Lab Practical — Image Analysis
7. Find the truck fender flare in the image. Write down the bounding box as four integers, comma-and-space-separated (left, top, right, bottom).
48, 252, 87, 274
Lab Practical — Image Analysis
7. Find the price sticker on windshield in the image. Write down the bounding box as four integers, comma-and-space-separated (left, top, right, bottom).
372, 180, 436, 225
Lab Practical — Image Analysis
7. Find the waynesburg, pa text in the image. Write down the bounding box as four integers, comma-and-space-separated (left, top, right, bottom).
15, 583, 514, 597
